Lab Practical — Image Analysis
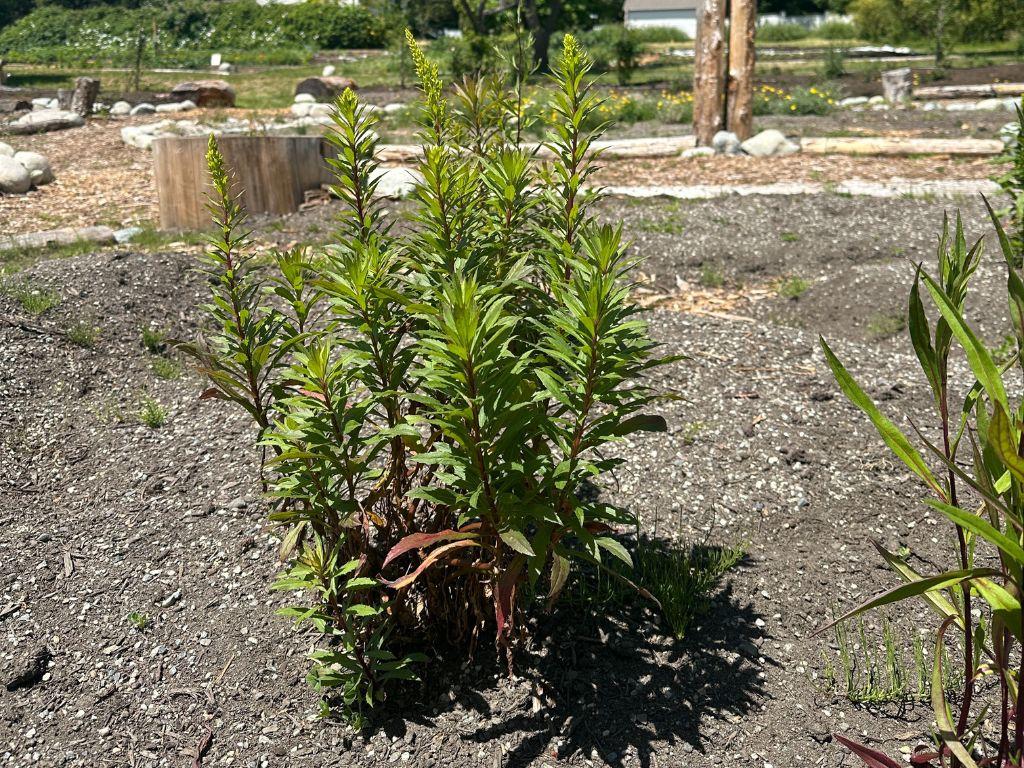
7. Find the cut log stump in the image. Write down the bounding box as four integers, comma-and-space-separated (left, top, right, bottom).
153, 135, 336, 230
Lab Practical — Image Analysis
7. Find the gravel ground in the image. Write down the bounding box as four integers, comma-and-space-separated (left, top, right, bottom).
0, 192, 1014, 767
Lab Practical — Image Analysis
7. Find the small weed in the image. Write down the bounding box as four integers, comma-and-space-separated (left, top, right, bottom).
699, 265, 725, 288
66, 321, 100, 348
780, 231, 801, 243
681, 421, 705, 445
7, 284, 61, 315
639, 218, 686, 236
141, 326, 167, 355
572, 539, 745, 639
152, 357, 183, 380
778, 276, 811, 299
128, 611, 150, 631
821, 617, 961, 704
866, 312, 905, 339
138, 397, 167, 428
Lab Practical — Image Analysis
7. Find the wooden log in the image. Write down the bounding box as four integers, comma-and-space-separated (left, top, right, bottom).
153, 135, 335, 230
800, 136, 1003, 156
1, 109, 85, 136
912, 83, 998, 100
726, 0, 756, 141
693, 0, 726, 146
0, 226, 115, 253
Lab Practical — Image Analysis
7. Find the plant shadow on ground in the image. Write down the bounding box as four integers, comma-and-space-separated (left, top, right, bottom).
374, 543, 768, 768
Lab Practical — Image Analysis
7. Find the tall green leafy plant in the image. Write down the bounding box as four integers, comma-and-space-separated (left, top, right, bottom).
819, 200, 1024, 767
995, 100, 1024, 266
186, 33, 669, 722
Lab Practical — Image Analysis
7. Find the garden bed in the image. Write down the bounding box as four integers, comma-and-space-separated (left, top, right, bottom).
0, 192, 1006, 767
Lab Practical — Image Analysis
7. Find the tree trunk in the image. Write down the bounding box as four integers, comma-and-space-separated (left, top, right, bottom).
521, 0, 561, 73
726, 0, 756, 140
693, 0, 726, 146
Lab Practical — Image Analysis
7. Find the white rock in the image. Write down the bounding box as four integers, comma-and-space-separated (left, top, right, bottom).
121, 126, 155, 150
210, 53, 222, 67
870, 103, 890, 111
0, 156, 32, 194
47, 98, 58, 109
681, 146, 715, 159
322, 65, 336, 77
976, 98, 1005, 111
155, 101, 191, 113
372, 167, 420, 198
294, 93, 316, 104
946, 101, 978, 112
867, 95, 885, 105
922, 101, 940, 111
217, 62, 234, 74
14, 152, 53, 186
130, 103, 156, 116
290, 102, 313, 117
31, 97, 50, 110
0, 142, 13, 158
712, 130, 741, 155
838, 96, 868, 107
383, 103, 405, 114
740, 129, 799, 158
308, 103, 334, 118
110, 101, 132, 116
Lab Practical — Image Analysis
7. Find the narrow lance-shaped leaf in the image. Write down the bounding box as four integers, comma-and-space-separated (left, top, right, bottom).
819, 337, 944, 499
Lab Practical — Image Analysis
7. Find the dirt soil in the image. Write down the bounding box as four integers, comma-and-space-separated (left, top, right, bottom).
0, 191, 1012, 767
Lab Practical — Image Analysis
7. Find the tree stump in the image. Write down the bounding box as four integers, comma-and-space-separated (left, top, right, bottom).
153, 135, 336, 230
60, 77, 100, 116
726, 0, 757, 141
693, 0, 726, 146
881, 68, 912, 103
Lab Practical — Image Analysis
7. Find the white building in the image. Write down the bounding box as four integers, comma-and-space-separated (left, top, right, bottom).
623, 0, 700, 38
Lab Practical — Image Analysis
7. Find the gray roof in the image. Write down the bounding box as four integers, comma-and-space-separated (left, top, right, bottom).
624, 0, 699, 12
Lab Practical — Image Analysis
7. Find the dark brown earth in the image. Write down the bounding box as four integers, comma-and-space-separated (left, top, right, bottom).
0, 192, 1014, 767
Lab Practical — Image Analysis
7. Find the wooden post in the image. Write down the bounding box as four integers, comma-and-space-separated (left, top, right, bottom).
693, 0, 726, 146
70, 77, 100, 116
727, 0, 756, 140
153, 135, 336, 230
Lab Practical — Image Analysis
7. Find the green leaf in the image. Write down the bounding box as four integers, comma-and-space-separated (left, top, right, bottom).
612, 413, 667, 435
819, 336, 944, 498
872, 541, 961, 626
924, 498, 1024, 566
547, 552, 570, 609
595, 536, 632, 568
931, 619, 980, 768
921, 271, 1008, 412
500, 528, 536, 557
989, 403, 1024, 485
346, 603, 381, 617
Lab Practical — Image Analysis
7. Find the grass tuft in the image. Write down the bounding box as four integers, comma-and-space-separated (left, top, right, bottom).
7, 283, 61, 315
66, 321, 100, 348
777, 276, 811, 299
138, 397, 167, 428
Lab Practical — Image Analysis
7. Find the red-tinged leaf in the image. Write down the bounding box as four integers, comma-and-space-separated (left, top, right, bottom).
199, 387, 226, 401
909, 747, 940, 766
380, 540, 478, 589
583, 522, 613, 535
495, 556, 525, 637
833, 734, 904, 768
382, 530, 478, 569
298, 388, 327, 404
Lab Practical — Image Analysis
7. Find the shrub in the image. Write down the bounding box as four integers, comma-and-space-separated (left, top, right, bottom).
612, 27, 641, 85
820, 200, 1024, 766
756, 22, 810, 43
995, 102, 1024, 265
815, 20, 858, 40
822, 47, 845, 79
753, 84, 836, 116
0, 0, 386, 64
185, 33, 669, 721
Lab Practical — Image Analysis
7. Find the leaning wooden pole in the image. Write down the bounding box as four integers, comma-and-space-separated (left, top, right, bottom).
727, 0, 756, 140
693, 0, 726, 146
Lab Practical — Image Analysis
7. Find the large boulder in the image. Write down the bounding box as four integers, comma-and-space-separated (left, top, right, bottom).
169, 79, 236, 108
0, 155, 31, 194
712, 130, 741, 155
109, 100, 132, 116
7, 108, 84, 135
14, 151, 54, 186
0, 142, 13, 157
740, 129, 800, 158
294, 76, 357, 102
